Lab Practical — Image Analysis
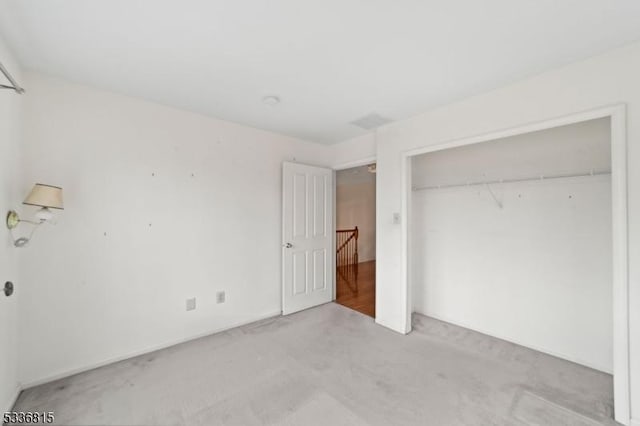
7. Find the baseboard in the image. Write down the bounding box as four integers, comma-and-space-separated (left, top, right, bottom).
375, 317, 409, 335
413, 310, 612, 374
21, 310, 281, 389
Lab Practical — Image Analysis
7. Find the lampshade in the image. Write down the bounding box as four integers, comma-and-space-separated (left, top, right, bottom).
23, 184, 64, 210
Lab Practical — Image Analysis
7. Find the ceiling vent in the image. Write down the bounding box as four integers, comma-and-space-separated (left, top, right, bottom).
350, 113, 392, 130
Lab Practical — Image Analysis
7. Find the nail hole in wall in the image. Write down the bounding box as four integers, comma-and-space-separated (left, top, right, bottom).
4, 281, 14, 297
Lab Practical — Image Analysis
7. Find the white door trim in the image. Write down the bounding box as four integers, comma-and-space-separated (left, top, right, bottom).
399, 104, 630, 425
333, 156, 377, 171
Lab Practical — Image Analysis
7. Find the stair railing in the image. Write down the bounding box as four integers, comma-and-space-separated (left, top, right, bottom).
336, 227, 359, 293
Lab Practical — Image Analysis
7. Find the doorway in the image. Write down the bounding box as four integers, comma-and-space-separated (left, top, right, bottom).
335, 164, 376, 317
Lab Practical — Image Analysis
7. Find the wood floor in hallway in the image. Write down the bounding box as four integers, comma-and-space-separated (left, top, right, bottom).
336, 260, 375, 317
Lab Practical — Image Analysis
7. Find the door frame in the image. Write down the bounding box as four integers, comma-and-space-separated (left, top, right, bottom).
332, 156, 377, 312
399, 104, 630, 425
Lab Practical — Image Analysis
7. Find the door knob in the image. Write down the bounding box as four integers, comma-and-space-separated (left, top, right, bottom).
284, 243, 293, 248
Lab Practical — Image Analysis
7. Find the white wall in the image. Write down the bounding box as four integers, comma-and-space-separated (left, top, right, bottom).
17, 72, 331, 386
330, 133, 376, 168
0, 38, 23, 411
336, 169, 376, 263
412, 119, 612, 372
374, 41, 640, 423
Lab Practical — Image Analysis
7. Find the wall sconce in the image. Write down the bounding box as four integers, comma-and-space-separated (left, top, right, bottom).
6, 183, 64, 247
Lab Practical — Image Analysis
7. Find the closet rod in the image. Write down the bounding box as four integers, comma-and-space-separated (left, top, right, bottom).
0, 61, 25, 94
413, 169, 611, 192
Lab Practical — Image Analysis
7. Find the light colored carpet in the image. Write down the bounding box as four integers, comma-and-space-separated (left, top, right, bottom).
11, 303, 616, 425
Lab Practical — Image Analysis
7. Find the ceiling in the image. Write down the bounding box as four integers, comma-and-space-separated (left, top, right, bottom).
1, 1, 640, 145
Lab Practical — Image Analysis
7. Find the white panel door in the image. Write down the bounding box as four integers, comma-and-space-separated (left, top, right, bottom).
282, 162, 333, 315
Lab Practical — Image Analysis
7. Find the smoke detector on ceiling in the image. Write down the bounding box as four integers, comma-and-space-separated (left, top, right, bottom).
350, 113, 392, 130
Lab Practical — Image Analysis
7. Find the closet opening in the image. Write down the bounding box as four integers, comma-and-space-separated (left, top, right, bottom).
400, 106, 629, 424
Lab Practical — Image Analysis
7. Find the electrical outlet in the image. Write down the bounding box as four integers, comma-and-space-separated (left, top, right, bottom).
216, 291, 225, 304
186, 297, 196, 311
